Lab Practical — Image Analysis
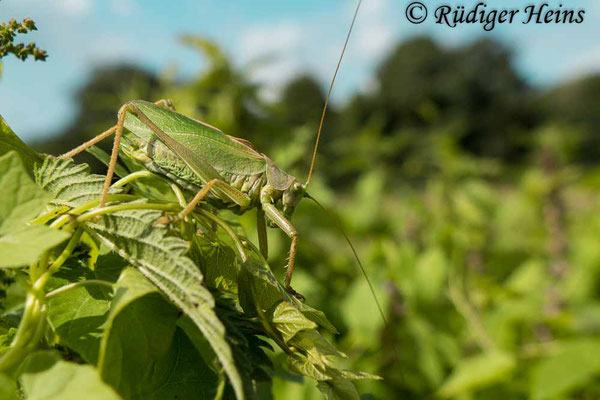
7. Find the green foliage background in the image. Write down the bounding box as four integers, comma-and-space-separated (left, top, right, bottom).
3, 31, 600, 399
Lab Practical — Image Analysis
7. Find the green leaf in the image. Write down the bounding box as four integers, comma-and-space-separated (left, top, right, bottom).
269, 301, 317, 342
144, 328, 220, 400
0, 373, 18, 400
316, 379, 360, 400
0, 151, 69, 268
438, 350, 516, 397
46, 255, 118, 364
98, 268, 178, 393
98, 268, 218, 399
19, 351, 122, 400
288, 330, 345, 369
242, 253, 337, 333
193, 233, 239, 294
0, 115, 43, 174
179, 296, 274, 398
86, 209, 244, 400
530, 338, 600, 400
288, 353, 331, 381
35, 157, 121, 208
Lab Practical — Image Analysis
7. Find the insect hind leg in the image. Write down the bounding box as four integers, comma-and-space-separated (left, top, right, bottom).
60, 99, 176, 159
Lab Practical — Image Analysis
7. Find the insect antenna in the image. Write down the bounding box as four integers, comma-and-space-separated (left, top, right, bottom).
305, 0, 363, 186
305, 193, 388, 327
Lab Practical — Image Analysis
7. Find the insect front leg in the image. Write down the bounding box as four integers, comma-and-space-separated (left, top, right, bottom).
262, 203, 303, 301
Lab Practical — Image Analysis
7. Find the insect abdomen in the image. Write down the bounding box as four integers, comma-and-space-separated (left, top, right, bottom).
125, 133, 266, 207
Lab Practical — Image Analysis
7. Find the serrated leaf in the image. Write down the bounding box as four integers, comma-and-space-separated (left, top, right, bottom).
289, 330, 346, 369
0, 152, 69, 268
19, 351, 121, 400
85, 209, 244, 400
35, 157, 121, 208
530, 338, 600, 400
288, 353, 331, 381
438, 350, 516, 397
270, 301, 317, 342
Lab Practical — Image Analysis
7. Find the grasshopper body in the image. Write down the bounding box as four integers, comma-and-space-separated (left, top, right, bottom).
63, 99, 307, 297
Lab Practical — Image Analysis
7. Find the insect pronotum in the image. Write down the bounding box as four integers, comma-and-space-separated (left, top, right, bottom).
60, 0, 385, 322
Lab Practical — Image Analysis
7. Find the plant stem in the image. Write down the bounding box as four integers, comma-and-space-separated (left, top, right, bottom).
50, 194, 138, 229
112, 170, 155, 188
76, 202, 179, 222
45, 280, 114, 300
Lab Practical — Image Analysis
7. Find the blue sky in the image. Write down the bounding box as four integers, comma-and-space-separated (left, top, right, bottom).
1, 0, 598, 142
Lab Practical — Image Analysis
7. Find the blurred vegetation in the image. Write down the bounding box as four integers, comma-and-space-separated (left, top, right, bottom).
25, 35, 600, 398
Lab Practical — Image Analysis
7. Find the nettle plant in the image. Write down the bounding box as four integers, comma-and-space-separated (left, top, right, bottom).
0, 114, 378, 399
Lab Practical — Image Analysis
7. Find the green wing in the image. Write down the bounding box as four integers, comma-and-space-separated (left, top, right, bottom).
124, 100, 266, 176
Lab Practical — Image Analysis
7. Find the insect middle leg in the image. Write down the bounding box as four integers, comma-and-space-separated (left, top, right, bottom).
168, 179, 251, 223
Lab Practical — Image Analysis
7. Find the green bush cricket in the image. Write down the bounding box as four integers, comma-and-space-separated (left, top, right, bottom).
60, 0, 386, 321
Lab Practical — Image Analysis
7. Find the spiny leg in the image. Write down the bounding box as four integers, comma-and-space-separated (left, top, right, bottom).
262, 203, 303, 301
60, 99, 175, 160
99, 103, 133, 208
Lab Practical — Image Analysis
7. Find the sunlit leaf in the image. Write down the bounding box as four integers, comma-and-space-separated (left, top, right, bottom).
0, 152, 69, 268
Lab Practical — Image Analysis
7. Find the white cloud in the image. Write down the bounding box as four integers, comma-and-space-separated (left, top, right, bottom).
352, 0, 395, 61
58, 0, 94, 17
238, 22, 307, 100
240, 22, 303, 60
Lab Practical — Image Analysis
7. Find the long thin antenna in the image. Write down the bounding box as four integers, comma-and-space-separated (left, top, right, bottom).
306, 0, 363, 186
306, 194, 388, 327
